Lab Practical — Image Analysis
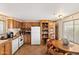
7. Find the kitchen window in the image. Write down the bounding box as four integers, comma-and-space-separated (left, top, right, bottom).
63, 19, 79, 44
0, 20, 4, 34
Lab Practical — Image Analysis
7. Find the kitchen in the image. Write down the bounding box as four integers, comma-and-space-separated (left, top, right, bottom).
1, 3, 79, 55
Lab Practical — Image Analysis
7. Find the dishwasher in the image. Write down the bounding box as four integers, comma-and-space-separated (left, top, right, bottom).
12, 38, 19, 54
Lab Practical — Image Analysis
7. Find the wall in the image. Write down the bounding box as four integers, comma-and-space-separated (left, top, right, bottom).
57, 12, 79, 40
0, 14, 22, 38
0, 14, 9, 34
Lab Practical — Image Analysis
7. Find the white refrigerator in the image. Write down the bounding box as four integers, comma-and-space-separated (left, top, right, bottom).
31, 27, 40, 45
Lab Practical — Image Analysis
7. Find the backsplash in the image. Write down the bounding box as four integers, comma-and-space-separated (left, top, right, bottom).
8, 28, 21, 36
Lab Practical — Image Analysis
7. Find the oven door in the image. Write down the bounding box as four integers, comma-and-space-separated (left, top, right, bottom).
18, 38, 24, 47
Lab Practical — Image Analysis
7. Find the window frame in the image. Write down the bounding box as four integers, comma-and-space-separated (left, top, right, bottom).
0, 20, 5, 35
62, 19, 79, 44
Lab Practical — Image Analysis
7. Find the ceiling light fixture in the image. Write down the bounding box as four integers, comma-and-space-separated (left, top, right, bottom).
57, 14, 64, 19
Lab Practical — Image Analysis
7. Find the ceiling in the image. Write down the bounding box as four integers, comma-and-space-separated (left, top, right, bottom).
0, 3, 79, 21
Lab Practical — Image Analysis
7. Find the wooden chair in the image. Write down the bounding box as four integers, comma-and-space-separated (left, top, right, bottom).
46, 39, 53, 54
46, 39, 69, 55
48, 46, 64, 55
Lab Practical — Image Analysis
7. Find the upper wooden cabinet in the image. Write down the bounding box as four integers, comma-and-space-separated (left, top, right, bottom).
31, 22, 40, 26
49, 21, 56, 39
18, 22, 22, 28
0, 40, 12, 55
13, 20, 17, 28
21, 22, 40, 29
7, 19, 14, 28
7, 19, 22, 29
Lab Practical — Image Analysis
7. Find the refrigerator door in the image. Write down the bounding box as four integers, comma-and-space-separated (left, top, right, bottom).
31, 27, 40, 45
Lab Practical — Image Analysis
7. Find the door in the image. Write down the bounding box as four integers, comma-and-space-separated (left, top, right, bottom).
31, 27, 40, 45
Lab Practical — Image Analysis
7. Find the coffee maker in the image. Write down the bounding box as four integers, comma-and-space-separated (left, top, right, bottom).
7, 32, 14, 38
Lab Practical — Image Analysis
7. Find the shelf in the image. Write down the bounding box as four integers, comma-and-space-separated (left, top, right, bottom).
42, 33, 48, 35
42, 37, 48, 39
40, 20, 49, 44
25, 31, 31, 32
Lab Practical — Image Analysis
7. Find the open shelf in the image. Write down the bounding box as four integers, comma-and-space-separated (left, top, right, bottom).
40, 20, 57, 44
40, 20, 49, 44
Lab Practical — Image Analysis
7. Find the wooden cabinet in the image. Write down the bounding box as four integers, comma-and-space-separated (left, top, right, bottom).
23, 34, 31, 44
16, 21, 19, 28
23, 34, 27, 44
21, 22, 40, 29
7, 19, 14, 28
0, 43, 4, 55
13, 20, 17, 28
21, 22, 26, 28
49, 21, 56, 39
21, 22, 40, 44
19, 22, 23, 28
31, 22, 40, 26
0, 40, 12, 55
4, 40, 12, 55
7, 19, 22, 29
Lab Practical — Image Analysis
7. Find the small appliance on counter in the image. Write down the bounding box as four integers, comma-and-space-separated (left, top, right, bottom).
7, 32, 14, 38
19, 31, 23, 35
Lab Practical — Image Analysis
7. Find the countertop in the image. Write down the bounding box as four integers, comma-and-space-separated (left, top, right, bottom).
0, 35, 22, 44
0, 40, 8, 44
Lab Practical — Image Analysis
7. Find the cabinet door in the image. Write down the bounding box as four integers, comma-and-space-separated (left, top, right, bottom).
4, 40, 12, 55
49, 21, 56, 39
7, 19, 14, 28
16, 21, 18, 28
18, 22, 20, 28
13, 20, 16, 28
19, 22, 22, 28
23, 35, 27, 43
0, 43, 4, 55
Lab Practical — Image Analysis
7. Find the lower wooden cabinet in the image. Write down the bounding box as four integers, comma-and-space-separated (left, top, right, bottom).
23, 34, 31, 44
0, 40, 12, 55
4, 40, 12, 55
23, 34, 27, 44
0, 43, 5, 55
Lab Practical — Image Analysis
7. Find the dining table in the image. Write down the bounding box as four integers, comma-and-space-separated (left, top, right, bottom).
52, 40, 79, 54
